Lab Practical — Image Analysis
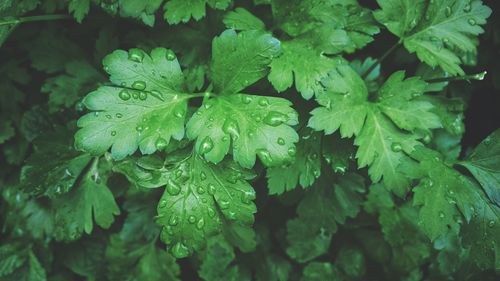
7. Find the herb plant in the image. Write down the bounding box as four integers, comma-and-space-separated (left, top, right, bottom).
0, 0, 499, 280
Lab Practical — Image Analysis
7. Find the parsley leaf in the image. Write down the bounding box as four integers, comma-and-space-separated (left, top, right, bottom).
374, 0, 492, 75
309, 67, 440, 195
156, 150, 256, 258
459, 129, 500, 206
75, 48, 188, 160
211, 29, 281, 94
187, 94, 299, 168
164, 0, 232, 24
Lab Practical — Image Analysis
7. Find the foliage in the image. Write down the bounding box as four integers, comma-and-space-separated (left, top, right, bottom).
0, 0, 499, 280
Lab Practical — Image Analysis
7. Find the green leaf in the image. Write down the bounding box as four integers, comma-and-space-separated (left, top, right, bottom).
268, 39, 344, 99
187, 94, 299, 168
75, 48, 188, 160
310, 68, 439, 195
301, 262, 342, 281
308, 64, 369, 137
164, 0, 232, 24
0, 120, 14, 144
459, 129, 500, 206
156, 151, 256, 258
68, 0, 89, 23
106, 235, 180, 281
211, 29, 281, 94
52, 159, 120, 241
266, 128, 321, 195
20, 128, 93, 197
374, 0, 492, 75
286, 174, 365, 262
198, 236, 249, 281
223, 7, 265, 31
41, 60, 102, 113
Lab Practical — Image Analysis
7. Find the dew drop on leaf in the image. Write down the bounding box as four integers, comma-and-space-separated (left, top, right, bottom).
136, 125, 144, 132
166, 180, 181, 196
488, 220, 495, 228
277, 137, 285, 145
169, 215, 178, 226
110, 131, 116, 136
155, 137, 168, 150
257, 149, 273, 166
119, 89, 131, 100
222, 118, 240, 140
128, 48, 144, 63
188, 215, 196, 223
207, 184, 216, 195
263, 111, 288, 127
132, 81, 146, 90
219, 198, 230, 209
166, 49, 176, 61
150, 90, 164, 101
200, 172, 207, 181
391, 142, 403, 152
197, 186, 205, 194
115, 113, 123, 118
159, 199, 168, 208
199, 136, 214, 154
196, 218, 205, 230
287, 147, 296, 157
258, 97, 269, 106
468, 18, 476, 25
171, 243, 190, 258
445, 6, 452, 17
138, 91, 147, 100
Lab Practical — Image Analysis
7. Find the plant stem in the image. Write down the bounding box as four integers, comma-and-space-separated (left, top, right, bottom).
361, 42, 400, 79
0, 14, 71, 26
425, 71, 487, 83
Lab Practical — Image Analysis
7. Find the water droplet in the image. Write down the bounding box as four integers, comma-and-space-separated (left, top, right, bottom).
463, 4, 471, 12
132, 92, 139, 99
128, 48, 144, 62
334, 165, 347, 174
197, 186, 205, 194
287, 147, 296, 157
115, 113, 123, 118
166, 49, 176, 61
119, 89, 131, 100
207, 207, 216, 217
313, 169, 320, 178
168, 215, 178, 226
136, 125, 144, 132
150, 90, 164, 101
199, 136, 214, 154
200, 172, 207, 181
188, 215, 196, 223
104, 114, 111, 119
391, 142, 403, 152
277, 137, 285, 145
166, 180, 181, 195
219, 198, 230, 209
138, 91, 147, 100
423, 133, 432, 144
174, 169, 183, 179
241, 191, 256, 204
257, 149, 273, 166
241, 95, 252, 104
111, 131, 117, 136
196, 218, 205, 229
488, 220, 495, 228
442, 37, 449, 43
174, 108, 185, 118
222, 118, 240, 140
227, 211, 237, 220
207, 184, 216, 195
132, 81, 146, 90
155, 138, 168, 150
309, 153, 318, 160
439, 212, 445, 218
159, 199, 168, 208
468, 19, 476, 25
263, 111, 288, 127
171, 243, 190, 258
258, 97, 269, 106
445, 6, 452, 17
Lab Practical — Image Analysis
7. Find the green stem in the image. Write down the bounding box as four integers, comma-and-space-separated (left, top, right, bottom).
425, 71, 487, 84
0, 14, 71, 26
361, 42, 400, 79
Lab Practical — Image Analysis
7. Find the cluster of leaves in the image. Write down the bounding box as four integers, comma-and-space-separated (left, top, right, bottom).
0, 0, 499, 280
